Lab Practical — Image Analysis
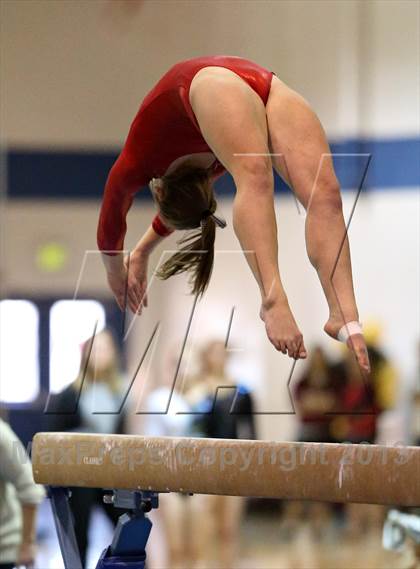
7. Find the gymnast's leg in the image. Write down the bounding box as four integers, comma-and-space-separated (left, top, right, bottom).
266, 76, 370, 372
189, 67, 307, 360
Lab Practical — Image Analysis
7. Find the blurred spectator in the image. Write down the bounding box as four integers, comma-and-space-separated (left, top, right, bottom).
330, 321, 397, 444
280, 346, 338, 539
143, 347, 192, 438
142, 346, 196, 569
293, 345, 338, 443
409, 340, 420, 446
145, 340, 256, 569
364, 321, 398, 415
0, 418, 45, 569
185, 340, 256, 568
45, 328, 127, 567
330, 321, 398, 540
411, 390, 420, 445
330, 351, 380, 444
188, 340, 256, 441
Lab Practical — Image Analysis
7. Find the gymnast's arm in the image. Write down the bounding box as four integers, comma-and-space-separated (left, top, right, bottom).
97, 154, 172, 313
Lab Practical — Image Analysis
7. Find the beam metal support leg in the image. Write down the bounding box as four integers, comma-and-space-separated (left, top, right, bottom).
48, 486, 83, 569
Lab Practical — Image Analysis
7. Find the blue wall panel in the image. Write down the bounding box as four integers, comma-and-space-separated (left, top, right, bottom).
6, 137, 419, 200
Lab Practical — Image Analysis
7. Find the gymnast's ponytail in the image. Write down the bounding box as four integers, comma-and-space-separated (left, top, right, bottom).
155, 164, 226, 297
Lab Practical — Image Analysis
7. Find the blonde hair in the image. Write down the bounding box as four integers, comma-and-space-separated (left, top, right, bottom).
74, 329, 122, 394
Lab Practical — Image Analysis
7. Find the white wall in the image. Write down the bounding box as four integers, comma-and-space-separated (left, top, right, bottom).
1, 0, 418, 146
359, 0, 420, 136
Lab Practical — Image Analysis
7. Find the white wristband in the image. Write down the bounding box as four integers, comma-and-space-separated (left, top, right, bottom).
337, 321, 363, 343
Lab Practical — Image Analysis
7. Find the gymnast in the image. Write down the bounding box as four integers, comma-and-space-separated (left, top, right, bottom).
97, 55, 370, 373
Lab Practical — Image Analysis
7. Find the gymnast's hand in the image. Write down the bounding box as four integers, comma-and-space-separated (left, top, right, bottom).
104, 249, 148, 313
260, 300, 307, 360
124, 248, 149, 314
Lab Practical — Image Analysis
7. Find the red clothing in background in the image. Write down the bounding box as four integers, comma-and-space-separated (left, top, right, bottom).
339, 382, 380, 442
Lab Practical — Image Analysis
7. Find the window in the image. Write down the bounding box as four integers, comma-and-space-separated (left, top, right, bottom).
0, 300, 40, 403
49, 300, 106, 394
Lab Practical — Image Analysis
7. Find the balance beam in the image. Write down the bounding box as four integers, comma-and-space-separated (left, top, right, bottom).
32, 433, 420, 506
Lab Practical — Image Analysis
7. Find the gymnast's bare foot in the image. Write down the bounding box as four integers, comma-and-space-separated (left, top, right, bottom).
324, 315, 371, 374
260, 300, 307, 359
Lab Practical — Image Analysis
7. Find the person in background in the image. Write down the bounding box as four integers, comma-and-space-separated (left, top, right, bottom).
143, 347, 192, 439
0, 417, 45, 569
330, 321, 397, 445
280, 346, 338, 539
185, 340, 256, 568
364, 321, 398, 418
187, 340, 256, 440
45, 328, 127, 567
293, 345, 338, 443
411, 389, 420, 445
331, 322, 397, 540
409, 341, 420, 445
142, 347, 195, 569
144, 340, 255, 569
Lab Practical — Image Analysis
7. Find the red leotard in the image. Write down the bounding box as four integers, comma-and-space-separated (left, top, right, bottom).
97, 56, 274, 252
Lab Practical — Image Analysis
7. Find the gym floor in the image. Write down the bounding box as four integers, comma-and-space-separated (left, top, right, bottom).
35, 500, 412, 569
